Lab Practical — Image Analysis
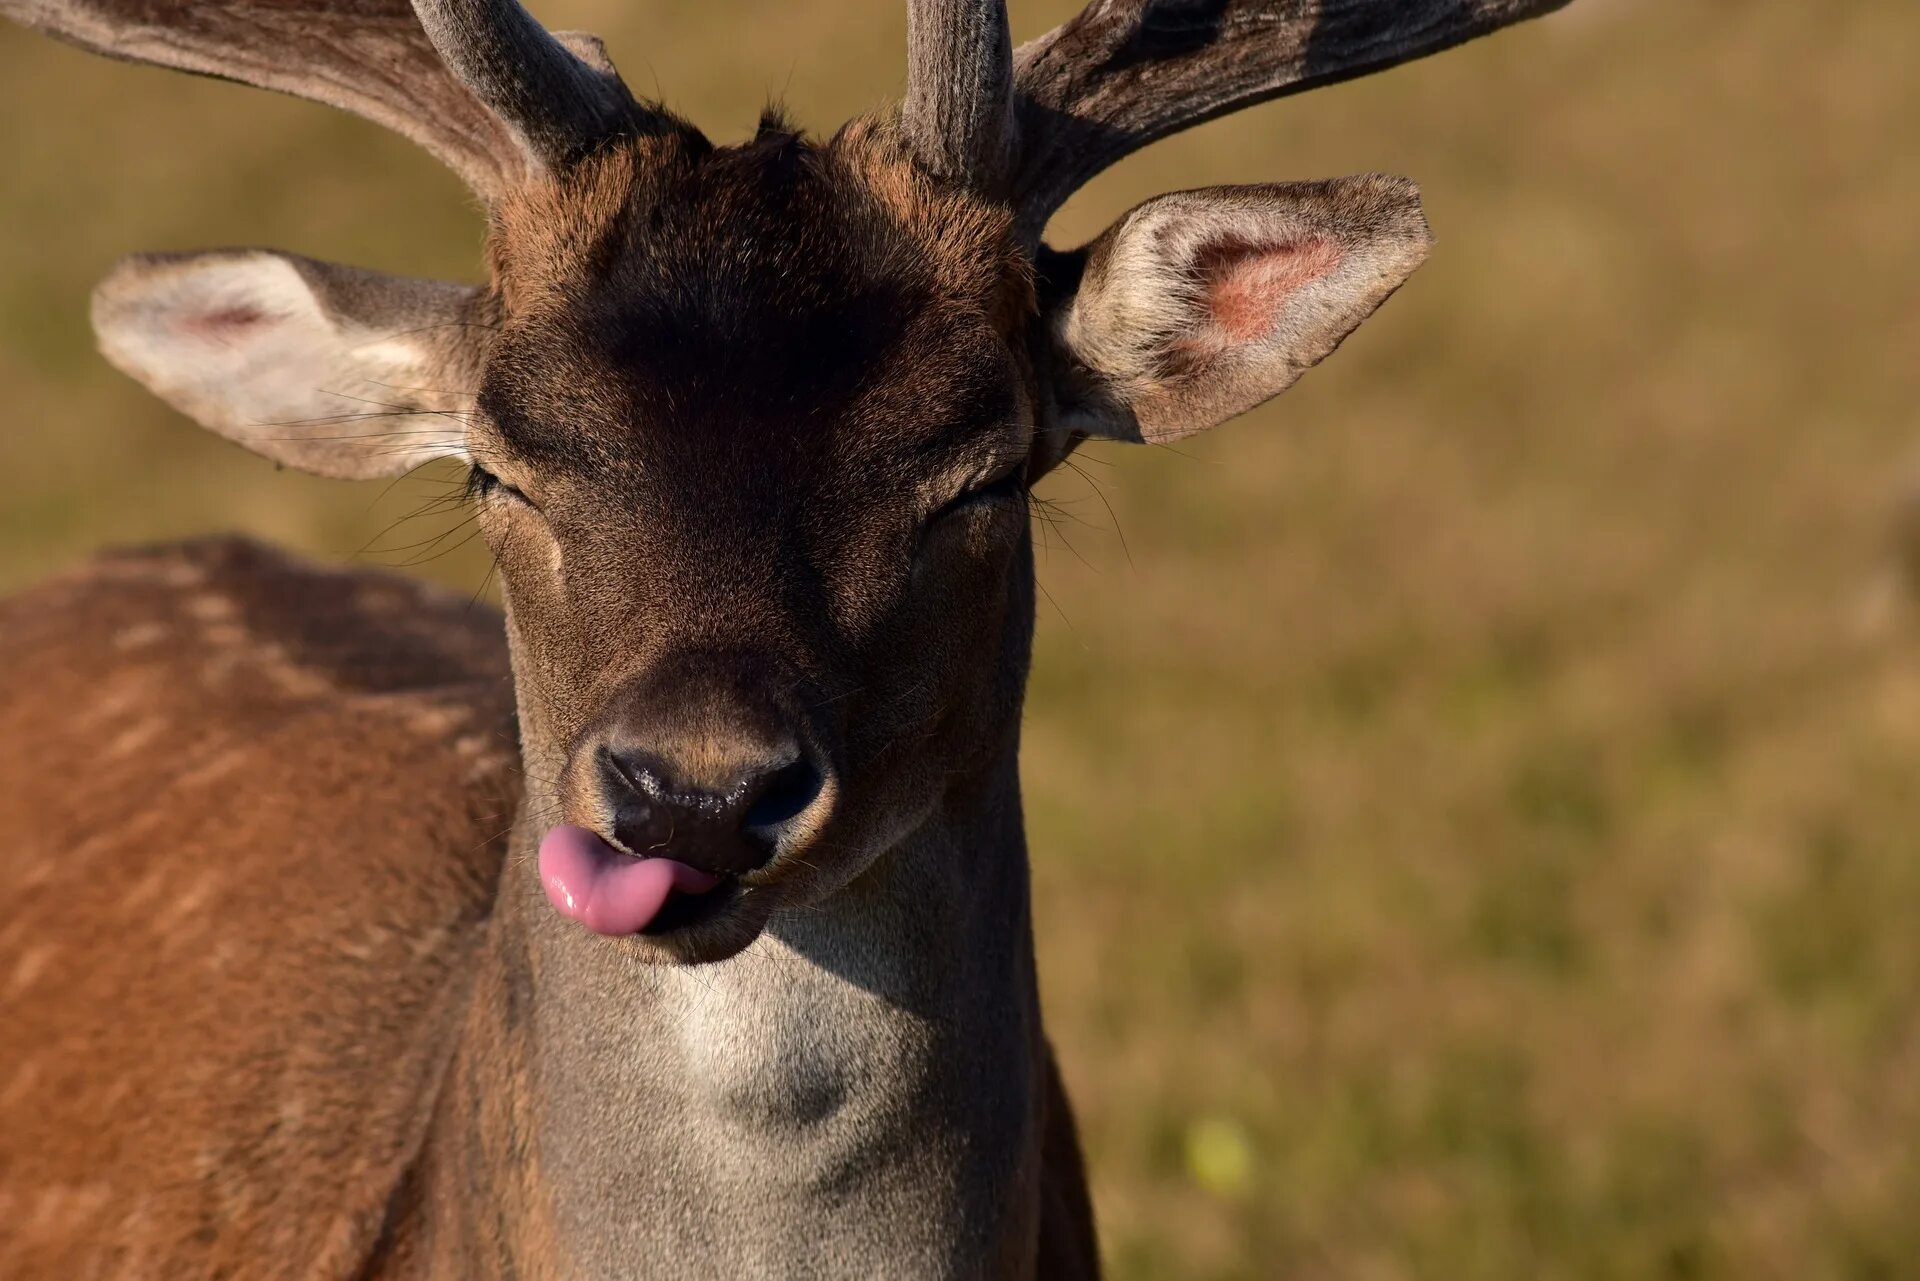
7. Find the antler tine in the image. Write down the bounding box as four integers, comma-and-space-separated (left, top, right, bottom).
0, 0, 524, 198
410, 0, 645, 171
0, 0, 656, 201
1010, 0, 1576, 239
903, 0, 1016, 189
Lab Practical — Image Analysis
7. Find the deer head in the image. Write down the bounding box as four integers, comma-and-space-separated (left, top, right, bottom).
16, 0, 1569, 966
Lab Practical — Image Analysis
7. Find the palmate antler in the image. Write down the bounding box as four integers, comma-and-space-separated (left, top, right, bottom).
1, 0, 658, 201
8, 0, 1570, 223
1010, 0, 1573, 232
904, 0, 1573, 237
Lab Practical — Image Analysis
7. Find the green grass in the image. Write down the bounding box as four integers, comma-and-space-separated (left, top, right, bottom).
5, 3, 1920, 1277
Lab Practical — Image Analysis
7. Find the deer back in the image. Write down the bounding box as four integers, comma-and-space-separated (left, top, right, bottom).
0, 538, 517, 1278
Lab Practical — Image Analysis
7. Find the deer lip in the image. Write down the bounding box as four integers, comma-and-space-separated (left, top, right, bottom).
537, 824, 724, 937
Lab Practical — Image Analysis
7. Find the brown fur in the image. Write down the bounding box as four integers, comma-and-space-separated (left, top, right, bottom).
0, 536, 1098, 1279
0, 539, 516, 1278
0, 99, 1406, 1281
0, 1, 1579, 1275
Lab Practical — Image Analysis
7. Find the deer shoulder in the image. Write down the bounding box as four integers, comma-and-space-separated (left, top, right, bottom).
0, 536, 517, 1278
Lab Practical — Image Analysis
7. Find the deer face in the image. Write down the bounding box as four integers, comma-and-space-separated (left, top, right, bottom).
462, 130, 1038, 957
69, 0, 1444, 963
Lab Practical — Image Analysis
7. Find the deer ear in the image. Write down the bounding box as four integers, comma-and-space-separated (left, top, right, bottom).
91, 251, 490, 480
1040, 176, 1433, 445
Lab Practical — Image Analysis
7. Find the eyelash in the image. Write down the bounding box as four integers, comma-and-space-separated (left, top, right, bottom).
927, 469, 1026, 527
462, 465, 1022, 522
465, 463, 529, 507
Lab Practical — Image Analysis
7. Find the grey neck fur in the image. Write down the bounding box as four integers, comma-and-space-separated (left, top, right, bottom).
431, 744, 1045, 1279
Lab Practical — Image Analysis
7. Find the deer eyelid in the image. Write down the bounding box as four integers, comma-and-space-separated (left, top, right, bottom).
918, 467, 1027, 543
465, 462, 534, 509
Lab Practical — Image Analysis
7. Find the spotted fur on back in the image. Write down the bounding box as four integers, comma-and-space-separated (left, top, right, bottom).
0, 539, 516, 1279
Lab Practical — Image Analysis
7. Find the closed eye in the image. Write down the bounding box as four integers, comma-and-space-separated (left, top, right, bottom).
913, 468, 1026, 560
927, 470, 1026, 526
464, 463, 532, 508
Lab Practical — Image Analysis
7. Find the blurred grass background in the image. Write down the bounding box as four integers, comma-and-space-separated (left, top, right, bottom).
4, 2, 1919, 1277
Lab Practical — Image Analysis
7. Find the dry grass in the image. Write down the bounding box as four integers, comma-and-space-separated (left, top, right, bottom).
4, 3, 1918, 1277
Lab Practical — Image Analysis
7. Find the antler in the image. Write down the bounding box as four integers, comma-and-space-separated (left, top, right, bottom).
409, 0, 642, 169
1009, 0, 1575, 237
0, 0, 650, 201
903, 0, 1016, 187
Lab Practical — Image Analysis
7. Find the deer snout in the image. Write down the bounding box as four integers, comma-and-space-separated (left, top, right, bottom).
598, 741, 827, 877
570, 654, 838, 883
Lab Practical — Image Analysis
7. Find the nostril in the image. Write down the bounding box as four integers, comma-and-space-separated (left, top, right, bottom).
599, 739, 825, 872
604, 748, 648, 797
741, 754, 825, 841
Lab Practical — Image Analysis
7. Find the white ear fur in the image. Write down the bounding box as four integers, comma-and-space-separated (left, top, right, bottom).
91, 251, 489, 480
1046, 174, 1434, 445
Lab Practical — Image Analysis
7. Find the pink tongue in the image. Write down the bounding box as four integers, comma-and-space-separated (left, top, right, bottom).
538, 824, 720, 936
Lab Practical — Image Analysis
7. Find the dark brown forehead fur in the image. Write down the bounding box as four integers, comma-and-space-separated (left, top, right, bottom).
477, 115, 1034, 486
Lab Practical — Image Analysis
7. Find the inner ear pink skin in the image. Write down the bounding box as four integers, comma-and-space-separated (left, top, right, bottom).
539, 824, 721, 936
180, 305, 271, 338
1201, 235, 1343, 343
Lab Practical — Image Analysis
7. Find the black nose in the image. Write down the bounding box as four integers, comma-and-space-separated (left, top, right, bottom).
601, 744, 826, 877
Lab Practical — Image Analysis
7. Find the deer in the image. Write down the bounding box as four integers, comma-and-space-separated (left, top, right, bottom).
0, 1, 1575, 1276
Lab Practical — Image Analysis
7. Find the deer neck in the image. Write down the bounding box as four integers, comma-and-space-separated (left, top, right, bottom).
422, 742, 1046, 1279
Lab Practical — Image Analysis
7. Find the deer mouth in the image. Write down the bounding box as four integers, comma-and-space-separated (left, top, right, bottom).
538, 824, 732, 937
